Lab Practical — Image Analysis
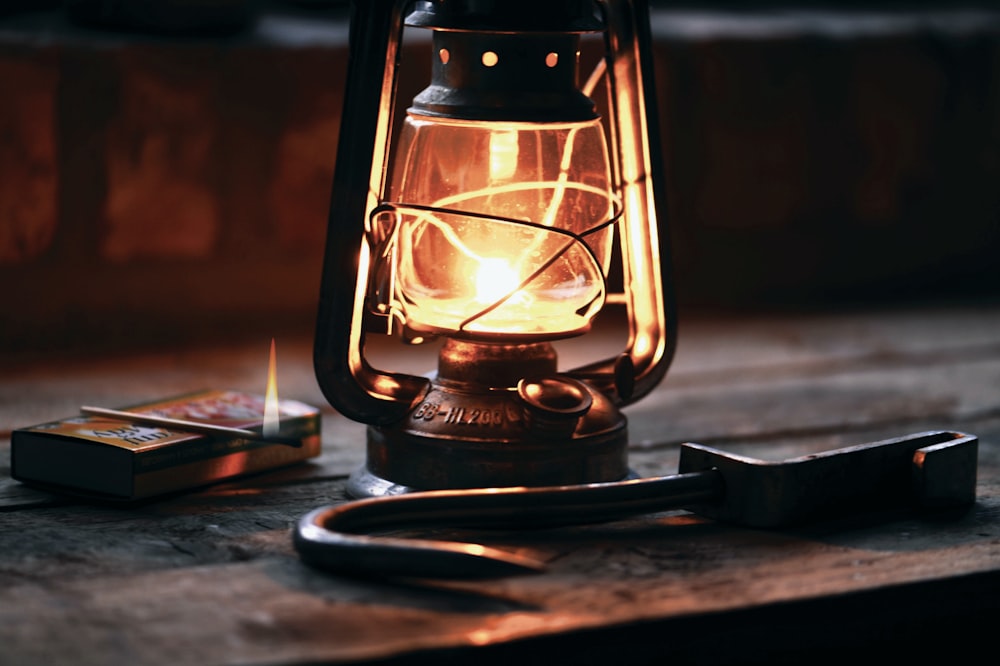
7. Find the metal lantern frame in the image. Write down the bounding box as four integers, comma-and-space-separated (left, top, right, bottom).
313, 0, 676, 495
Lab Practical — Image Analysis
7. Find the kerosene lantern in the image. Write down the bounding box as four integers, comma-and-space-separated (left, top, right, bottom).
314, 0, 675, 497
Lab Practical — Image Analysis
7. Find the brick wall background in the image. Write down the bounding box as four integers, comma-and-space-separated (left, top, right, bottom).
2, 3, 999, 355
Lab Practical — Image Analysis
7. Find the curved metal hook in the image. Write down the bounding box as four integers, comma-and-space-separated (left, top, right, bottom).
294, 471, 723, 579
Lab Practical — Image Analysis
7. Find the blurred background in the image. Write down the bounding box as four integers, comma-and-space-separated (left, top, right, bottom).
1, 1, 998, 357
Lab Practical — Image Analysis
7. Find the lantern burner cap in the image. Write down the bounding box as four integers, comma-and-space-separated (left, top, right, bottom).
410, 30, 598, 122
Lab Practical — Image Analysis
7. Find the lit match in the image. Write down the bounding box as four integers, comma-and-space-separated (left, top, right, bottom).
264, 337, 280, 438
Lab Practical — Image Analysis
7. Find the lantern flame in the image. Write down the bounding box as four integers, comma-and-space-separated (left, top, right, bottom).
263, 337, 280, 437
474, 258, 521, 305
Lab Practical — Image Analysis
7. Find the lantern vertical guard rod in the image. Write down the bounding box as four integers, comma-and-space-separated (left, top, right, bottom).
609, 0, 676, 403
314, 0, 430, 425
568, 0, 676, 405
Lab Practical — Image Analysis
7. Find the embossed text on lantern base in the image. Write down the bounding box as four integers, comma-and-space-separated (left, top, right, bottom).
349, 338, 629, 496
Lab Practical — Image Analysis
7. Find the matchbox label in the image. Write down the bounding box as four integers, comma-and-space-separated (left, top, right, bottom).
138, 389, 313, 426
139, 390, 269, 427
28, 418, 196, 450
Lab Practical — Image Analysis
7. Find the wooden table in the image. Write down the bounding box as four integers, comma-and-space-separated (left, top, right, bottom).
2, 303, 999, 664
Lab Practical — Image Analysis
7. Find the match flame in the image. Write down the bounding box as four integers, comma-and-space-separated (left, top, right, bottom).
263, 337, 280, 437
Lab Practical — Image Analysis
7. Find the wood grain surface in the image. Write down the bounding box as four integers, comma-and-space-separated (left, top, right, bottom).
2, 304, 999, 665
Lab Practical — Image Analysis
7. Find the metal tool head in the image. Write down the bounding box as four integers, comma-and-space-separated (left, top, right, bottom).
677, 430, 978, 528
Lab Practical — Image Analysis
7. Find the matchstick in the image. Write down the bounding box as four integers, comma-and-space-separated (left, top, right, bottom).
79, 406, 303, 447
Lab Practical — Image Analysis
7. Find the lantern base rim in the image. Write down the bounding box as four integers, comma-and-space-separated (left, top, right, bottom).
346, 465, 416, 498
344, 338, 632, 497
